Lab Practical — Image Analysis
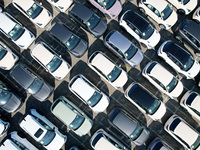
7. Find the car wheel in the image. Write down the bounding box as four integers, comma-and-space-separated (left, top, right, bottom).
178, 9, 185, 15
175, 35, 182, 42
159, 24, 166, 30
139, 7, 145, 14
17, 131, 26, 138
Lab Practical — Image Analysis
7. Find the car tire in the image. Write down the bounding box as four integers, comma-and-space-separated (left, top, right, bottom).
159, 24, 166, 30
139, 7, 145, 14
178, 9, 185, 15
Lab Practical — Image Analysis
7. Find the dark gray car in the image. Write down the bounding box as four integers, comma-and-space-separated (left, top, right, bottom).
69, 3, 107, 37
49, 23, 88, 57
108, 108, 150, 146
10, 64, 53, 101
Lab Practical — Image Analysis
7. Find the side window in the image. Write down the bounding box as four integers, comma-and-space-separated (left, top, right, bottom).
92, 65, 108, 79
146, 4, 154, 11
135, 29, 141, 36
14, 3, 28, 16
109, 42, 119, 51
154, 9, 161, 17
184, 31, 200, 47
167, 53, 181, 67
150, 75, 166, 90
96, 0, 104, 7
32, 115, 52, 130
145, 4, 160, 17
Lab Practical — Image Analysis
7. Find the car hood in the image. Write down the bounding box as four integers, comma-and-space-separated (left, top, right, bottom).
187, 60, 200, 78
165, 10, 177, 29
0, 52, 18, 70
169, 80, 184, 98
128, 49, 144, 67
146, 29, 161, 48
91, 19, 107, 37
134, 128, 150, 146
112, 69, 128, 88
75, 118, 92, 136
107, 0, 122, 19
33, 9, 52, 28
70, 39, 88, 57
92, 94, 109, 113
150, 102, 166, 121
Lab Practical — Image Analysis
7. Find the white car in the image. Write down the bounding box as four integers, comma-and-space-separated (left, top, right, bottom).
180, 91, 200, 122
46, 0, 73, 12
193, 6, 200, 24
119, 10, 160, 49
142, 61, 184, 99
0, 12, 35, 49
0, 41, 18, 70
19, 109, 67, 150
68, 74, 110, 113
0, 118, 10, 137
30, 42, 71, 80
138, 0, 178, 30
88, 51, 128, 88
166, 0, 197, 15
164, 115, 200, 150
12, 0, 52, 28
157, 40, 200, 79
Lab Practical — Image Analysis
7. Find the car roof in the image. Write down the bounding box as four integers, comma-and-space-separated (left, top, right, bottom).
0, 139, 20, 150
183, 20, 200, 41
144, 0, 167, 11
0, 13, 16, 34
13, 0, 34, 11
95, 136, 119, 150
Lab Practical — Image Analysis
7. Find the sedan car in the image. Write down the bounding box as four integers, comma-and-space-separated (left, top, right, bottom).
108, 108, 150, 146
46, 0, 73, 12
88, 51, 128, 88
193, 6, 200, 23
147, 137, 172, 150
157, 40, 200, 79
51, 96, 93, 136
119, 10, 160, 49
10, 63, 53, 102
69, 3, 107, 37
68, 74, 110, 113
138, 0, 178, 30
0, 118, 10, 137
164, 115, 200, 150
12, 0, 52, 28
104, 30, 144, 67
49, 23, 88, 57
180, 91, 200, 121
0, 12, 35, 49
30, 42, 71, 80
142, 61, 184, 99
19, 109, 67, 150
125, 83, 166, 121
88, 0, 122, 19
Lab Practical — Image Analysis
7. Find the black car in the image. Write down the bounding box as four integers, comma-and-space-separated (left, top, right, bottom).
175, 20, 200, 55
69, 3, 107, 37
10, 64, 53, 102
49, 23, 88, 57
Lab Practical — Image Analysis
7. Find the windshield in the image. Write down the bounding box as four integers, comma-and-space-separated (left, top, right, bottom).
27, 78, 43, 94
85, 14, 100, 30
181, 0, 189, 5
141, 25, 154, 40
69, 115, 85, 130
87, 91, 102, 107
102, 0, 116, 10
0, 47, 7, 60
147, 99, 160, 115
65, 34, 80, 50
39, 130, 56, 146
166, 77, 178, 93
0, 90, 11, 105
8, 24, 25, 41
129, 125, 143, 140
124, 44, 137, 60
46, 56, 62, 73
191, 136, 200, 150
161, 4, 173, 20
107, 66, 122, 82
27, 3, 43, 19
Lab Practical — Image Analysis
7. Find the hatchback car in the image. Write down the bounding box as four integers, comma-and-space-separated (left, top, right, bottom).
88, 51, 128, 88
12, 0, 52, 28
49, 23, 88, 57
30, 42, 71, 80
68, 74, 110, 113
193, 7, 200, 23
88, 0, 122, 19
46, 0, 73, 12
0, 118, 10, 137
142, 61, 184, 98
69, 3, 107, 37
180, 91, 200, 121
109, 108, 150, 145
104, 30, 144, 67
125, 83, 166, 121
10, 64, 53, 102
90, 129, 129, 150
164, 115, 200, 150
0, 12, 35, 49
51, 96, 93, 136
147, 137, 172, 150
19, 109, 67, 150
157, 40, 200, 79
138, 0, 178, 30
119, 10, 160, 49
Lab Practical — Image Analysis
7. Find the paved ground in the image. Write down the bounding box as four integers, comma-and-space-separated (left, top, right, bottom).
0, 0, 200, 150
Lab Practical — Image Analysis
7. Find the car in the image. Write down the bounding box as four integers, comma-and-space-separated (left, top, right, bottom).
157, 40, 200, 79
0, 41, 18, 70
124, 83, 166, 121
0, 131, 38, 150
180, 91, 200, 121
49, 23, 88, 57
68, 74, 110, 113
166, 0, 197, 15
12, 0, 52, 28
138, 0, 178, 30
0, 12, 35, 49
0, 80, 23, 113
104, 30, 144, 67
142, 61, 184, 98
193, 6, 200, 24
119, 10, 161, 49
0, 118, 10, 137
90, 129, 129, 150
164, 115, 200, 149
175, 20, 200, 55
108, 108, 150, 145
46, 0, 73, 12
19, 109, 67, 150
88, 51, 128, 88
69, 3, 107, 37
50, 96, 93, 136
147, 137, 172, 150
10, 63, 53, 102
30, 42, 71, 80
88, 0, 122, 19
